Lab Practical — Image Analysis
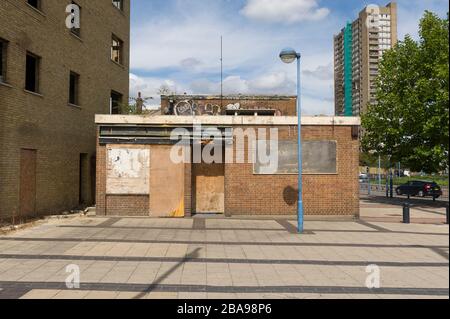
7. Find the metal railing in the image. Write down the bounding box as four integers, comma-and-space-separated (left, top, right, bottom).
360, 182, 449, 201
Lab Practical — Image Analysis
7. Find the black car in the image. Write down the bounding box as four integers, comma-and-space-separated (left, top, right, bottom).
396, 181, 443, 198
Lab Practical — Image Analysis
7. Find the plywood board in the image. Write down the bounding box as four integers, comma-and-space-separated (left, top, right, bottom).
149, 146, 185, 217
106, 148, 150, 194
20, 149, 37, 217
194, 163, 225, 213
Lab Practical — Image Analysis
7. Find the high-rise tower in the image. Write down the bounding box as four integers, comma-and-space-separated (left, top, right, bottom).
334, 2, 398, 116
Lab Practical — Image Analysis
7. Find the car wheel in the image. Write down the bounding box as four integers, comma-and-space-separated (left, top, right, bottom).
396, 189, 402, 196
418, 191, 424, 197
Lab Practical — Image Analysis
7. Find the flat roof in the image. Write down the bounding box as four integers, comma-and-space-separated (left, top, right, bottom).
95, 115, 361, 126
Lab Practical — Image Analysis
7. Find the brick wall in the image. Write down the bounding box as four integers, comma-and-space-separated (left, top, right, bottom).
96, 124, 360, 218
105, 195, 149, 216
161, 96, 297, 116
225, 125, 360, 216
0, 0, 130, 220
96, 130, 107, 216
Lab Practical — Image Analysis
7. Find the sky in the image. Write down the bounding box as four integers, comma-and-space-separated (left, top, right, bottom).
129, 0, 449, 114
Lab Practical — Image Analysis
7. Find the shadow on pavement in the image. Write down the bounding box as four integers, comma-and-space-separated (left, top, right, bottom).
133, 247, 202, 299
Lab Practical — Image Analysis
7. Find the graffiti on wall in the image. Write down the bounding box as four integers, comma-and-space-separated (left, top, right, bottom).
173, 100, 283, 116
174, 100, 223, 116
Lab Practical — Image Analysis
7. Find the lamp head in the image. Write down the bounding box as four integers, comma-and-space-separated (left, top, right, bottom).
279, 48, 300, 64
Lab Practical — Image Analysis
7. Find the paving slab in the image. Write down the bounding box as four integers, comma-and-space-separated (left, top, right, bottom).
0, 212, 448, 299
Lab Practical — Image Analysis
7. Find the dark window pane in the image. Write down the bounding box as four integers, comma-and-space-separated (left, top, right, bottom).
27, 0, 39, 9
111, 91, 122, 114
69, 72, 79, 105
26, 53, 39, 92
0, 41, 4, 82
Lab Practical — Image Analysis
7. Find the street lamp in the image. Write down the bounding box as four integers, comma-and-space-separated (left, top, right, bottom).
279, 48, 303, 234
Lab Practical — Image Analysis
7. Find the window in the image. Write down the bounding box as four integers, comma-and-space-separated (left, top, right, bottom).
69, 71, 80, 105
112, 0, 123, 10
71, 1, 81, 37
25, 52, 40, 93
0, 38, 7, 83
111, 35, 123, 64
254, 140, 338, 175
27, 0, 40, 9
110, 91, 122, 114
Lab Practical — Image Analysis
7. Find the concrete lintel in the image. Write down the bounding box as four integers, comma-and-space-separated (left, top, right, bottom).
95, 115, 361, 126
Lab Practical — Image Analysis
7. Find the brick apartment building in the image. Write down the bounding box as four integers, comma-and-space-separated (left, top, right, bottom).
0, 0, 130, 221
95, 96, 361, 218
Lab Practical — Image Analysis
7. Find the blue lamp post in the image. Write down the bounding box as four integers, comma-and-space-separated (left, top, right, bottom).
279, 48, 303, 234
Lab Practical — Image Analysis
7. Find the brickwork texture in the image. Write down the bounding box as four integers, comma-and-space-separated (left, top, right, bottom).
0, 0, 130, 220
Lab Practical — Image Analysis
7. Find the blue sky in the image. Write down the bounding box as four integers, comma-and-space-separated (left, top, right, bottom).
129, 0, 449, 114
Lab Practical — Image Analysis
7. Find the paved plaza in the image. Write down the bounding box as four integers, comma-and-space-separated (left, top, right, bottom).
0, 202, 448, 299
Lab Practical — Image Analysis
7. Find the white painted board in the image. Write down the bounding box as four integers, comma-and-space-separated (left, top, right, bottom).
106, 148, 150, 194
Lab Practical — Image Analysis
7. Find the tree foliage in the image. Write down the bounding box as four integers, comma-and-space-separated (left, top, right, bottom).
362, 11, 449, 173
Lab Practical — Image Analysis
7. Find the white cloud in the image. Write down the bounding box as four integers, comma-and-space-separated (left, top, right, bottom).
131, 14, 280, 73
130, 0, 338, 115
303, 63, 333, 81
251, 72, 290, 90
129, 73, 187, 109
189, 72, 296, 96
180, 57, 202, 69
240, 0, 330, 24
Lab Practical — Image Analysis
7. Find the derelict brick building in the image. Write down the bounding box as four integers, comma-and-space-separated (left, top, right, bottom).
0, 0, 130, 221
95, 96, 360, 218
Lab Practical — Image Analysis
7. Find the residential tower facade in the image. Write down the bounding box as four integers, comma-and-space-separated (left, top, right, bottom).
334, 2, 398, 116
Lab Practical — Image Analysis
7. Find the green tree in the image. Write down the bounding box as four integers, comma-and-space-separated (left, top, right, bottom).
362, 11, 449, 173
118, 94, 153, 115
118, 101, 138, 115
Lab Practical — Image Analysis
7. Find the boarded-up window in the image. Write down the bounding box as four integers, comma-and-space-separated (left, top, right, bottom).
254, 140, 337, 175
106, 148, 150, 194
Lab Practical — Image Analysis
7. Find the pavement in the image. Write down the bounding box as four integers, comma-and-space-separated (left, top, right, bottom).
360, 195, 448, 224
0, 202, 448, 300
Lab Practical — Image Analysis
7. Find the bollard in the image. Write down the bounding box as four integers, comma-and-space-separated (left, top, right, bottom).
390, 175, 394, 198
403, 202, 410, 224
386, 178, 389, 198
446, 205, 449, 225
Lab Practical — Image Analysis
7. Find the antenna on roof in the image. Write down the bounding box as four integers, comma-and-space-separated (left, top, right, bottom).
220, 35, 223, 110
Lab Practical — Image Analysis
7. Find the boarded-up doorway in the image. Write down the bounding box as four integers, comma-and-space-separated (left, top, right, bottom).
193, 162, 225, 214
149, 146, 185, 217
20, 149, 37, 217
